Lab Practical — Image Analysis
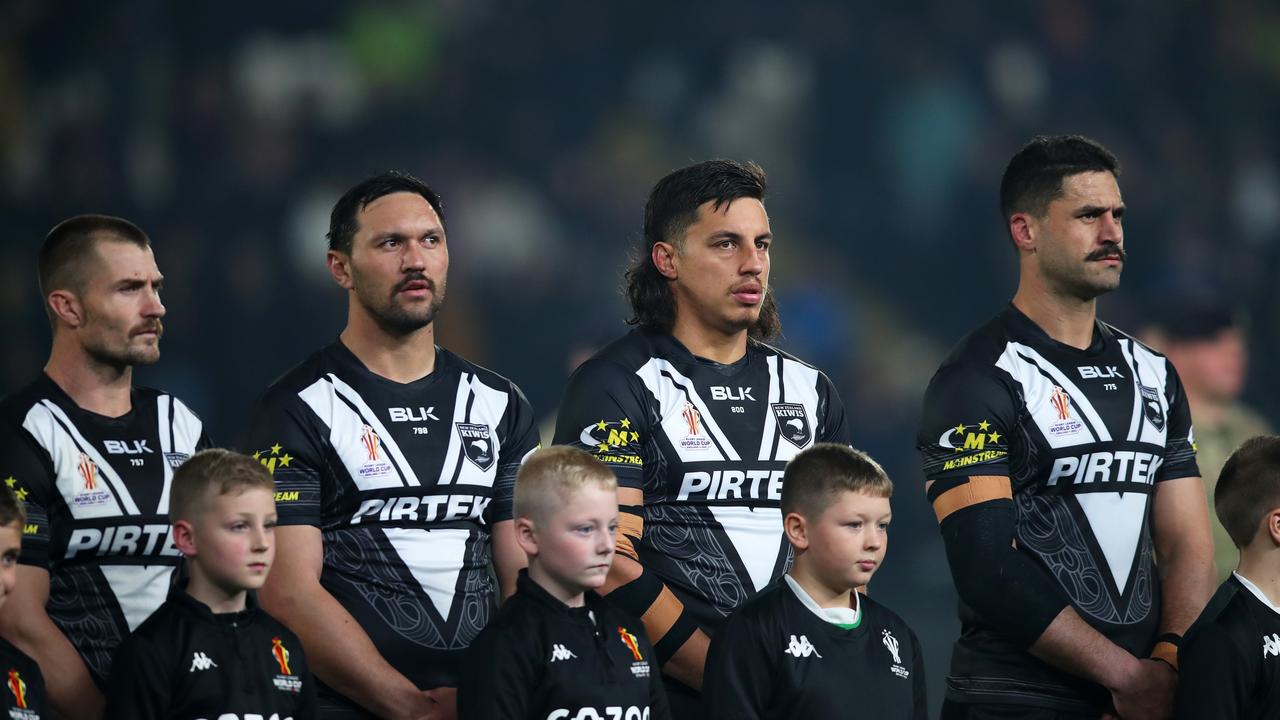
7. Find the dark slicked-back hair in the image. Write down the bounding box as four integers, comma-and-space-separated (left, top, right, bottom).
39, 214, 151, 324
327, 171, 445, 254
625, 159, 780, 340
1000, 135, 1120, 221
782, 443, 893, 521
1215, 435, 1280, 548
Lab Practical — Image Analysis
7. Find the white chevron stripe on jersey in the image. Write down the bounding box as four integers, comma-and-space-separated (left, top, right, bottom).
156, 394, 204, 513
636, 359, 740, 463
298, 377, 404, 490
452, 375, 507, 489
156, 394, 175, 513
775, 358, 820, 461
707, 505, 783, 592
1075, 491, 1149, 596
757, 356, 781, 461
436, 373, 472, 487
100, 564, 175, 631
996, 343, 1110, 447
328, 374, 423, 487
23, 401, 137, 517
381, 527, 470, 622
1118, 341, 1145, 442
1127, 342, 1171, 445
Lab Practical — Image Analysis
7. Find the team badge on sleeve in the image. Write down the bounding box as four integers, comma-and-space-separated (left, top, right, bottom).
771, 403, 812, 448
251, 444, 294, 475
579, 420, 642, 466
1138, 383, 1166, 431
937, 420, 1007, 472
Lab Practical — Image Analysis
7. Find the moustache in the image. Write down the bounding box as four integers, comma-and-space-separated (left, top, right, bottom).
394, 274, 436, 294
132, 320, 164, 338
1086, 246, 1126, 262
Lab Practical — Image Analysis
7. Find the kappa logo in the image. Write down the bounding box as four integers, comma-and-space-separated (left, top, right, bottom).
456, 423, 495, 470
189, 652, 218, 672
1264, 633, 1280, 659
1138, 383, 1166, 432
785, 634, 821, 658
883, 629, 910, 679
550, 644, 577, 662
771, 403, 811, 448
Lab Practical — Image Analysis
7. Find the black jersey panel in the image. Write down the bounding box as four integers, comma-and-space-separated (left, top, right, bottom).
0, 637, 47, 718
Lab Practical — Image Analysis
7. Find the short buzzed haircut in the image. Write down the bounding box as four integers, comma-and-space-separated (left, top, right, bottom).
1000, 135, 1120, 221
39, 214, 151, 325
1215, 435, 1280, 548
782, 444, 893, 521
514, 446, 617, 526
0, 485, 26, 528
170, 449, 276, 523
327, 171, 445, 254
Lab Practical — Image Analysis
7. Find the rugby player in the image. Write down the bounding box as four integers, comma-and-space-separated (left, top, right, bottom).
0, 215, 211, 720
917, 135, 1215, 719
553, 159, 851, 716
248, 171, 540, 720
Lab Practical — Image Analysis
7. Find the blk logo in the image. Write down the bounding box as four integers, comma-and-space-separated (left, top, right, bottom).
1078, 365, 1124, 379
104, 439, 152, 455
389, 406, 439, 422
709, 386, 755, 401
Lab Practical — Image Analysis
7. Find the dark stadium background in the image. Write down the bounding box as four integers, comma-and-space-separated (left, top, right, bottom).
2, 3, 1278, 715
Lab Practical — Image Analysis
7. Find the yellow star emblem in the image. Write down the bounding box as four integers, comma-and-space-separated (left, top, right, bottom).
270, 444, 283, 456
630, 432, 639, 442
278, 454, 293, 468
596, 420, 607, 431
978, 420, 990, 431
3, 477, 14, 488
954, 424, 966, 435
988, 431, 1001, 443
598, 443, 610, 453
14, 488, 27, 502
620, 419, 631, 429
252, 451, 261, 460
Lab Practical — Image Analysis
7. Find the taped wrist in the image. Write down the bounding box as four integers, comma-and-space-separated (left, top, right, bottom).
1150, 633, 1180, 671
616, 505, 643, 562
605, 568, 697, 665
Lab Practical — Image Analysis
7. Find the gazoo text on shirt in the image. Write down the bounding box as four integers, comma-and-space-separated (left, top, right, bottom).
349, 493, 491, 524
677, 468, 784, 501
1046, 450, 1164, 486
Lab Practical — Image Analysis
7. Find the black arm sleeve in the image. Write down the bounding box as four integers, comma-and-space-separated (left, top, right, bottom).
243, 390, 326, 527
816, 371, 852, 446
910, 628, 928, 720
0, 426, 53, 569
553, 359, 650, 489
919, 363, 1070, 646
490, 381, 541, 524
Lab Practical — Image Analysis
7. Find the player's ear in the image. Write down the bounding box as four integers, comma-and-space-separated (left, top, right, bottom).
327, 250, 355, 290
1008, 213, 1036, 253
514, 517, 539, 556
173, 519, 198, 557
651, 242, 678, 280
1266, 508, 1280, 546
783, 511, 809, 551
47, 290, 84, 329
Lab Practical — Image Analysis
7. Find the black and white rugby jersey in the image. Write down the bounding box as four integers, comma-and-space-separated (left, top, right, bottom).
245, 341, 539, 700
917, 305, 1199, 710
1176, 573, 1280, 720
553, 329, 850, 632
0, 374, 209, 686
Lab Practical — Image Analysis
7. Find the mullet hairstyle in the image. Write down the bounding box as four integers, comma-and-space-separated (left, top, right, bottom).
781, 443, 893, 521
1215, 435, 1280, 548
169, 449, 276, 523
39, 214, 151, 327
514, 446, 617, 526
624, 159, 780, 341
327, 171, 445, 254
1000, 135, 1120, 222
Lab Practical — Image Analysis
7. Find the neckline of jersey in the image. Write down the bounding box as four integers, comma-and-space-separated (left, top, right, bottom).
39, 372, 138, 426
784, 574, 863, 630
655, 330, 756, 377
331, 340, 449, 389
1004, 303, 1112, 358
1233, 571, 1280, 615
